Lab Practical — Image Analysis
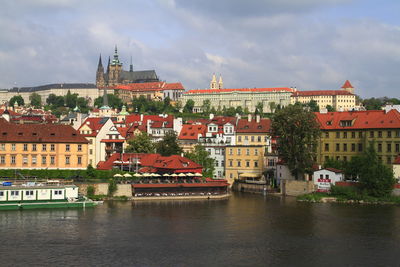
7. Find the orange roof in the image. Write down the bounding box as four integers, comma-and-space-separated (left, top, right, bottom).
292, 90, 354, 97
341, 80, 354, 88
185, 87, 294, 94
179, 124, 206, 140
236, 118, 271, 133
112, 82, 184, 91
0, 119, 88, 143
315, 110, 400, 130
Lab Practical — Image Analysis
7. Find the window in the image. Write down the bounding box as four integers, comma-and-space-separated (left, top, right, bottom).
254, 149, 258, 156
54, 190, 63, 195
215, 160, 219, 167
343, 156, 347, 161
254, 161, 258, 167
237, 148, 241, 155
343, 132, 347, 139
65, 156, 70, 165
324, 144, 329, 152
387, 143, 392, 152
42, 156, 47, 164
378, 131, 382, 138
89, 149, 93, 155
25, 190, 34, 196
246, 149, 250, 156
50, 156, 55, 165
378, 143, 382, 152
351, 132, 356, 138
23, 155, 28, 165
50, 144, 55, 151
343, 143, 347, 152
246, 161, 250, 167
325, 174, 330, 179
237, 160, 241, 167
11, 144, 16, 151
370, 131, 374, 138
66, 144, 70, 152
229, 160, 233, 167
23, 144, 28, 151
245, 136, 248, 141
396, 144, 400, 153
387, 156, 392, 164
0, 192, 3, 197
251, 136, 255, 142
42, 144, 47, 151
358, 143, 363, 152
351, 143, 356, 152
32, 156, 37, 165
336, 132, 340, 138
388, 131, 392, 138
229, 149, 233, 155
257, 136, 261, 142
238, 136, 242, 142
0, 144, 4, 151
78, 144, 82, 152
336, 143, 340, 151
215, 149, 220, 155
11, 191, 19, 196
320, 174, 323, 179
359, 132, 363, 138
0, 156, 5, 164
77, 156, 82, 165
11, 155, 16, 164
325, 132, 329, 138
32, 144, 37, 151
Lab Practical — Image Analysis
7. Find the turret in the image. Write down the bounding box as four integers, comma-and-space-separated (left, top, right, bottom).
218, 74, 223, 89
341, 80, 354, 94
210, 73, 217, 89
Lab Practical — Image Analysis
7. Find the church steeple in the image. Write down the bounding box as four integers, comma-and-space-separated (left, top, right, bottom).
210, 73, 217, 89
97, 54, 103, 70
129, 56, 133, 72
96, 54, 105, 87
111, 45, 122, 66
218, 74, 223, 89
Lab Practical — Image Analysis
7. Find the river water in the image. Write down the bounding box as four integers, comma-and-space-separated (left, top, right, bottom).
1, 193, 400, 266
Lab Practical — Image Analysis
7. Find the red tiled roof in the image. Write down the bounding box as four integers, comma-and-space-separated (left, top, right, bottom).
315, 110, 400, 130
236, 118, 271, 133
0, 109, 20, 116
292, 90, 354, 97
179, 124, 206, 140
117, 127, 128, 138
185, 87, 295, 94
153, 155, 202, 170
0, 119, 88, 143
78, 117, 107, 132
341, 80, 354, 88
112, 82, 184, 91
324, 168, 343, 173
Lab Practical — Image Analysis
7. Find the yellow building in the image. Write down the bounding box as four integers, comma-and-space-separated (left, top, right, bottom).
291, 80, 357, 111
0, 119, 88, 169
315, 110, 400, 166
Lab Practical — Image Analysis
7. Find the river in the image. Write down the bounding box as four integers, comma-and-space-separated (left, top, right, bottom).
1, 193, 399, 266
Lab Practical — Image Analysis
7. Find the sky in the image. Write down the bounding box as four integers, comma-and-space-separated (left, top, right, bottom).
0, 0, 399, 98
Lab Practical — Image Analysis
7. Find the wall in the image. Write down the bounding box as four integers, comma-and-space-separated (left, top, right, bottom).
77, 183, 132, 197
281, 180, 315, 196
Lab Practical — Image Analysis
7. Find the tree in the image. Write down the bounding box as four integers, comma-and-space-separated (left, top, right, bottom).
156, 131, 182, 156
268, 102, 277, 113
306, 100, 319, 112
65, 90, 78, 108
29, 93, 42, 108
358, 143, 395, 197
235, 106, 243, 115
183, 99, 195, 113
125, 132, 155, 153
224, 107, 236, 116
94, 94, 122, 109
184, 145, 215, 178
9, 95, 24, 106
46, 94, 64, 107
271, 103, 321, 180
201, 99, 211, 115
326, 105, 335, 112
362, 97, 383, 110
255, 102, 263, 115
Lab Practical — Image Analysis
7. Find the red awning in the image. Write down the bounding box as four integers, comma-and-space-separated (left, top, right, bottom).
101, 139, 125, 143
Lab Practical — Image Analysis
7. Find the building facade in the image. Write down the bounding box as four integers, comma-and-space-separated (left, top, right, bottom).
182, 87, 295, 113
0, 119, 88, 169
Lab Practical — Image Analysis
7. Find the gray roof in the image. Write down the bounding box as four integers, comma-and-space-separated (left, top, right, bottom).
119, 70, 159, 83
10, 83, 97, 93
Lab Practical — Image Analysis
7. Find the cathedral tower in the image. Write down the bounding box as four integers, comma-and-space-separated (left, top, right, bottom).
341, 80, 354, 94
107, 45, 123, 86
96, 54, 105, 88
210, 73, 217, 89
218, 74, 223, 89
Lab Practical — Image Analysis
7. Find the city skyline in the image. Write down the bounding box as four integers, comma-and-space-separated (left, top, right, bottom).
1, 0, 399, 97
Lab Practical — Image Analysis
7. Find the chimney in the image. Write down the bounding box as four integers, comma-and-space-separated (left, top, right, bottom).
209, 113, 214, 120
248, 114, 252, 122
256, 115, 260, 123
140, 114, 144, 121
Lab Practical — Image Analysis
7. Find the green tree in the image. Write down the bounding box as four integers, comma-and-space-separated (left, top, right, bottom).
271, 103, 321, 180
86, 164, 96, 178
156, 131, 182, 156
94, 94, 123, 109
235, 106, 243, 115
326, 105, 335, 112
362, 97, 383, 110
224, 107, 236, 116
268, 102, 277, 113
125, 132, 155, 153
65, 90, 78, 108
183, 99, 195, 113
29, 93, 42, 108
307, 100, 320, 112
184, 145, 215, 178
9, 95, 24, 106
202, 99, 211, 115
358, 143, 395, 197
255, 102, 264, 115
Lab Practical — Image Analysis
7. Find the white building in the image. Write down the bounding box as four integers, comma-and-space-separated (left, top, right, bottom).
313, 168, 344, 192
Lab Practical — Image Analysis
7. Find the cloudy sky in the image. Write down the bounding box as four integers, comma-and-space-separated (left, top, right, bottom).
0, 0, 399, 97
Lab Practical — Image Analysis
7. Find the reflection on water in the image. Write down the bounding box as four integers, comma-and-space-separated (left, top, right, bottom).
1, 193, 400, 266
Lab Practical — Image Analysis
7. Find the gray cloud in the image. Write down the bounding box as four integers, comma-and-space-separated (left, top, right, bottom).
0, 0, 399, 98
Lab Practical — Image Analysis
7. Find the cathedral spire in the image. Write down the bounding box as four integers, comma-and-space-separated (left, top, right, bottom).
218, 74, 223, 89
107, 56, 110, 73
112, 45, 122, 66
210, 73, 217, 89
97, 54, 103, 69
129, 55, 133, 72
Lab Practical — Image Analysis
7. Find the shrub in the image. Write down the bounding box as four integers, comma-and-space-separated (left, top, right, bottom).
108, 179, 117, 196
86, 185, 95, 197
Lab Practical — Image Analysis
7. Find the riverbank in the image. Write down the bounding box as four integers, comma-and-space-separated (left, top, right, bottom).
297, 192, 400, 204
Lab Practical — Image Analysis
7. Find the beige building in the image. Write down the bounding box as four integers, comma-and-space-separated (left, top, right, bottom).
182, 87, 295, 113
0, 118, 88, 169
290, 80, 357, 111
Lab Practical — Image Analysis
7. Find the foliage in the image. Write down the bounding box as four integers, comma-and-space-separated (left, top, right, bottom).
184, 145, 215, 178
86, 185, 95, 197
183, 99, 195, 113
268, 102, 277, 113
326, 105, 335, 112
29, 93, 42, 108
358, 143, 395, 197
306, 100, 320, 112
9, 95, 24, 106
201, 99, 211, 115
224, 107, 236, 116
86, 164, 96, 178
155, 131, 182, 156
361, 97, 400, 110
297, 192, 326, 202
125, 132, 155, 153
255, 102, 263, 115
129, 95, 177, 114
94, 94, 123, 109
271, 103, 321, 180
46, 93, 64, 107
108, 179, 117, 196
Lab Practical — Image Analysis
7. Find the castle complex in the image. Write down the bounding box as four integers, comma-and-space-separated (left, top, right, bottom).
96, 46, 159, 88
